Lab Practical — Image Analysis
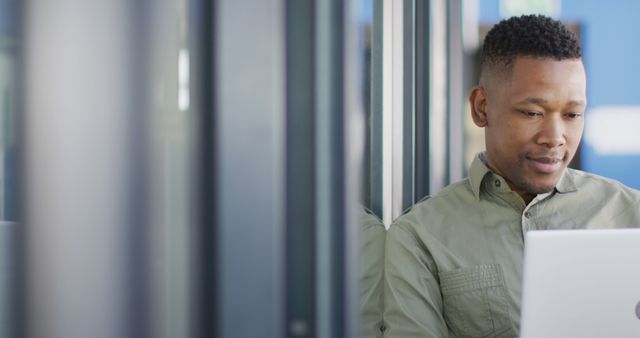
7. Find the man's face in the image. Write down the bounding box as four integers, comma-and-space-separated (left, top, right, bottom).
470, 57, 587, 202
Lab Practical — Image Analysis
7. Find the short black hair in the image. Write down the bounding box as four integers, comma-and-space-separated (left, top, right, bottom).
480, 15, 581, 78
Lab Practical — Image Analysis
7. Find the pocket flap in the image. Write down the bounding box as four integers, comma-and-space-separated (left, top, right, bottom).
439, 264, 505, 295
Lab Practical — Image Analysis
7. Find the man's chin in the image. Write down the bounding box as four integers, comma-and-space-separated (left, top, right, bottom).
520, 165, 566, 193
520, 179, 558, 195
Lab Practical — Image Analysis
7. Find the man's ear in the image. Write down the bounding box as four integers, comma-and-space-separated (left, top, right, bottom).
469, 86, 488, 127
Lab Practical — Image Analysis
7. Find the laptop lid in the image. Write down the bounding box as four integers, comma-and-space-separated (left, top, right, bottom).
520, 229, 640, 338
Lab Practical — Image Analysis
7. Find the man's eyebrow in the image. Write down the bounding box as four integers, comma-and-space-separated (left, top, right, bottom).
567, 99, 587, 107
515, 97, 586, 107
515, 97, 548, 105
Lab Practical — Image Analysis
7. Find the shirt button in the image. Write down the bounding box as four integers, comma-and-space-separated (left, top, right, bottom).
494, 179, 501, 187
524, 211, 531, 218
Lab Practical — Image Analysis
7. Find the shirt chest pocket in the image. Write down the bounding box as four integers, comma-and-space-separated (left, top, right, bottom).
438, 264, 517, 338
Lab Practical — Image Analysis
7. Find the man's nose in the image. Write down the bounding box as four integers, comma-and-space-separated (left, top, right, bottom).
536, 115, 565, 148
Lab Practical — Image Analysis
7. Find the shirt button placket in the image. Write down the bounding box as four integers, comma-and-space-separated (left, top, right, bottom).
522, 209, 533, 232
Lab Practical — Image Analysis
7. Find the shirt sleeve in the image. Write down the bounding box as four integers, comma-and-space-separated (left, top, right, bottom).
383, 222, 448, 338
359, 207, 386, 338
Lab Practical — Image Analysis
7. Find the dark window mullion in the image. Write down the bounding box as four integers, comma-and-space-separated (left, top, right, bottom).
286, 0, 316, 337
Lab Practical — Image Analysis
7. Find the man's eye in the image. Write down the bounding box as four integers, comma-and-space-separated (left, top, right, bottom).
565, 112, 583, 119
520, 110, 541, 117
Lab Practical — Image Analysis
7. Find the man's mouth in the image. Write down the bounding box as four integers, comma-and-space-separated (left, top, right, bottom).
526, 155, 564, 174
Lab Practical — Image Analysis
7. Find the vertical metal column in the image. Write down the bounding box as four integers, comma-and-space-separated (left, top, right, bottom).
21, 1, 145, 337
381, 0, 421, 222
286, 0, 316, 337
0, 221, 16, 338
447, 0, 465, 183
382, 0, 409, 224
192, 0, 215, 336
282, 1, 363, 337
144, 0, 200, 337
428, 0, 449, 194
368, 0, 384, 219
0, 3, 19, 336
402, 0, 416, 212
414, 0, 431, 201
341, 2, 363, 336
214, 0, 286, 337
316, 0, 362, 336
390, 0, 405, 222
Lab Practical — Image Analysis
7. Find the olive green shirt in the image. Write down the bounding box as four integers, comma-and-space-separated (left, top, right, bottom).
359, 206, 386, 338
384, 152, 640, 338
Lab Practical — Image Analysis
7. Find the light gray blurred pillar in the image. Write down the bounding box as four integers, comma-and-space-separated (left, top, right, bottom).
0, 222, 16, 338
214, 0, 286, 337
22, 1, 145, 338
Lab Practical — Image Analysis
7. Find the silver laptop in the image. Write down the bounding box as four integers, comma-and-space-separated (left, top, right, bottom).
520, 229, 640, 338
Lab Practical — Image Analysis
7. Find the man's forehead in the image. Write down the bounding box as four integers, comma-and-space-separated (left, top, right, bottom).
484, 56, 584, 78
482, 57, 587, 105
506, 57, 586, 88
511, 56, 584, 70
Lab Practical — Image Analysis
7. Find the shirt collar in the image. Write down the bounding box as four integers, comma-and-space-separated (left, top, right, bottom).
469, 152, 579, 200
469, 152, 492, 200
555, 167, 578, 194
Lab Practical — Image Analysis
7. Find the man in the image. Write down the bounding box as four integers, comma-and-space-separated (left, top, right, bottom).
384, 15, 640, 338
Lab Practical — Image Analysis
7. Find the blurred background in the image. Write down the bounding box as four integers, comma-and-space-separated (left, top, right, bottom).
0, 0, 638, 337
